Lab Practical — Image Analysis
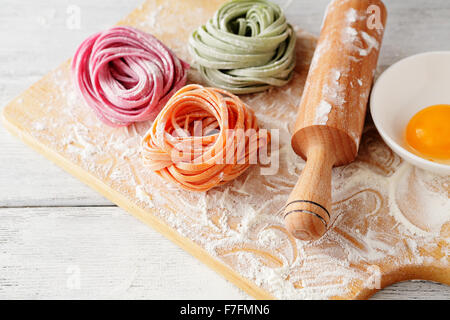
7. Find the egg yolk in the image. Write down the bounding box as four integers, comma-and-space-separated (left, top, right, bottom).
405, 104, 450, 161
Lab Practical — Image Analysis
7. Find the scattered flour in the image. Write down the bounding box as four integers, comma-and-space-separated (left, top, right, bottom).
359, 31, 380, 56
135, 185, 155, 208
315, 100, 332, 125
18, 5, 448, 300
32, 122, 46, 131
346, 8, 358, 23
140, 4, 164, 29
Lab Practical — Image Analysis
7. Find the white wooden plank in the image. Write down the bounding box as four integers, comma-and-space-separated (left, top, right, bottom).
372, 281, 450, 300
0, 207, 248, 299
0, 0, 144, 105
0, 206, 448, 300
0, 0, 449, 300
0, 123, 112, 207
0, 0, 145, 206
2, 0, 450, 206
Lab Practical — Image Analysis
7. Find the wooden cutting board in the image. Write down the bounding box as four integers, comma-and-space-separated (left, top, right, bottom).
2, 0, 449, 299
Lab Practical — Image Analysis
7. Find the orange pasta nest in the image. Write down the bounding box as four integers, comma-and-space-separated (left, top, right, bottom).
142, 84, 270, 191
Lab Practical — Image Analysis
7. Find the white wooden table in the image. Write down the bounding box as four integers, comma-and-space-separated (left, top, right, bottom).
1, 0, 449, 299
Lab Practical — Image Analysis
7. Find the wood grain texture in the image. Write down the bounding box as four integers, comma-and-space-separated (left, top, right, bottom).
285, 0, 387, 240
0, 207, 247, 299
2, 0, 450, 206
0, 0, 449, 299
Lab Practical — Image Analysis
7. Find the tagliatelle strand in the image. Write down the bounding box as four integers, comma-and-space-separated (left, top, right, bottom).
72, 26, 189, 127
141, 84, 269, 191
189, 0, 296, 94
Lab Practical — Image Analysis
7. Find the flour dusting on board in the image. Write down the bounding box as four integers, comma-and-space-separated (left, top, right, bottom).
11, 0, 449, 300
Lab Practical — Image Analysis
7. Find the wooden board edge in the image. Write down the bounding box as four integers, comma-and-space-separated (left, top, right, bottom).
1, 105, 275, 300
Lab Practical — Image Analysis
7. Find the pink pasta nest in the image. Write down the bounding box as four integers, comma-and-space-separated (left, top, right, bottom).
71, 26, 189, 127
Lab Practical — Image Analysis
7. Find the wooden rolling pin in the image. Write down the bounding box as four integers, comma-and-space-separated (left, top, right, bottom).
284, 0, 387, 240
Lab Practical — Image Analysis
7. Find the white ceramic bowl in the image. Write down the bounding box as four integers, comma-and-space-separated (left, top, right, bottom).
370, 51, 450, 175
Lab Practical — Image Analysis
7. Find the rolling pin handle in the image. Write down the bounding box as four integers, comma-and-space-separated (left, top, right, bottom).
284, 145, 335, 241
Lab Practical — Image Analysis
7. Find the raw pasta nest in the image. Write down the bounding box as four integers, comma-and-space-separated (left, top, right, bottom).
142, 84, 270, 191
72, 26, 189, 127
189, 0, 296, 94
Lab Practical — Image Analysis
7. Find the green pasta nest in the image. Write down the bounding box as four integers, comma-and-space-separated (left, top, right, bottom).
189, 0, 297, 94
